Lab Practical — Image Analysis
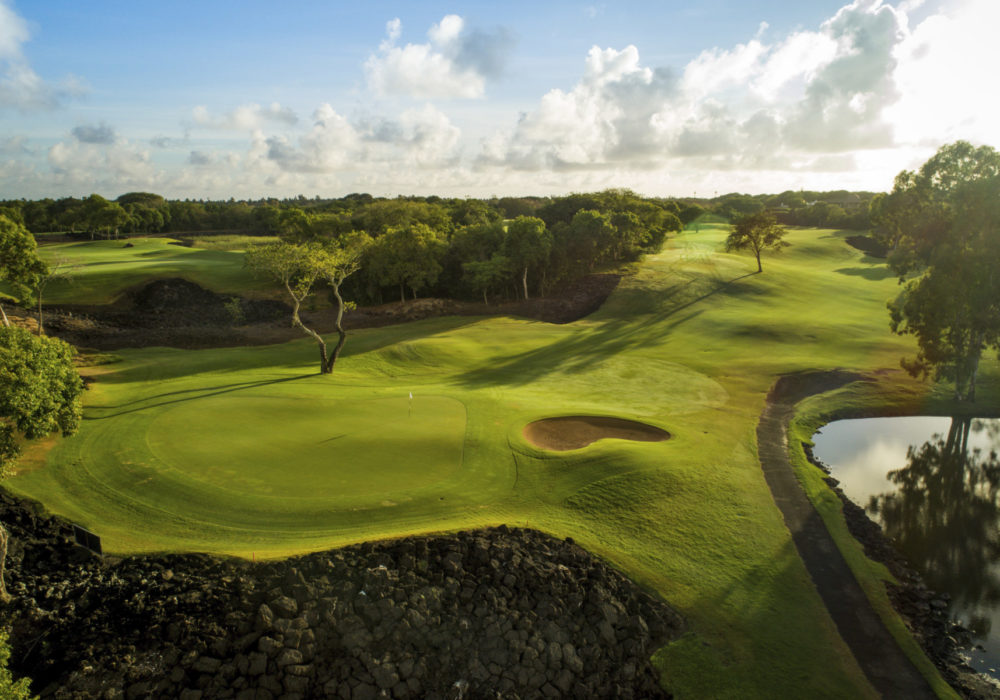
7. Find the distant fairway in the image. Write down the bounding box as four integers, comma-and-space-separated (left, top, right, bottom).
35, 237, 267, 304
11, 219, 990, 698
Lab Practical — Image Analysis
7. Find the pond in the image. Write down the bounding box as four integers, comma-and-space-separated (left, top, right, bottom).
812, 416, 1000, 679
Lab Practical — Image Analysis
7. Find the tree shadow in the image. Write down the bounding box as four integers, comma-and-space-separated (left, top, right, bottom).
457, 271, 755, 389
834, 264, 894, 281
85, 373, 313, 419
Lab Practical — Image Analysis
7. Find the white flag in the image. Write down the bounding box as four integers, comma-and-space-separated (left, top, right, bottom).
409, 392, 413, 400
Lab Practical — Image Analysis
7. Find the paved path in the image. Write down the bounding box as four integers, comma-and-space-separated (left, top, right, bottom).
756, 371, 938, 699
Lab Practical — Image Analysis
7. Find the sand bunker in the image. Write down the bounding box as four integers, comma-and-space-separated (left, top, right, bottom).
523, 416, 670, 451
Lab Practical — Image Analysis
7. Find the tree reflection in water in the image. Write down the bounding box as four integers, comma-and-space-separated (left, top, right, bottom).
868, 418, 1000, 638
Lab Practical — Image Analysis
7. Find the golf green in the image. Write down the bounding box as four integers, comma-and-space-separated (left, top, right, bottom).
146, 395, 466, 499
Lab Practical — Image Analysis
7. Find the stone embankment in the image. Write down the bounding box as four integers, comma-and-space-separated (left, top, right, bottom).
0, 492, 683, 699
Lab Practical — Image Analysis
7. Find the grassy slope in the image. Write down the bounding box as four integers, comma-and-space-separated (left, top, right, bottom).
35, 237, 268, 303
11, 219, 988, 697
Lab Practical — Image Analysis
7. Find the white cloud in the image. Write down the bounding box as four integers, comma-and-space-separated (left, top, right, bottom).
191, 102, 299, 131
265, 102, 462, 173
364, 15, 512, 99
884, 0, 1000, 147
0, 0, 86, 110
479, 0, 968, 184
47, 136, 157, 189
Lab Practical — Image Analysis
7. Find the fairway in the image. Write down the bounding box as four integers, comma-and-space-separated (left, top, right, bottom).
35, 237, 268, 304
10, 220, 993, 698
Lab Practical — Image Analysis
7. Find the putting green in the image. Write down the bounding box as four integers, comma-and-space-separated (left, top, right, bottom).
146, 395, 466, 499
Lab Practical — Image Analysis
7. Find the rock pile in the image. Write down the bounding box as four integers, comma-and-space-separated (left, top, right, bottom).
0, 492, 683, 699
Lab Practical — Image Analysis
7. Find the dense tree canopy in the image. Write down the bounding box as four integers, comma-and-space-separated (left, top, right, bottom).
0, 215, 47, 326
0, 325, 83, 600
873, 141, 1000, 401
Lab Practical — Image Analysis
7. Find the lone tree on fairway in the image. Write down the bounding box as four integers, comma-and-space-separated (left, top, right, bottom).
725, 212, 788, 273
873, 140, 1000, 401
246, 234, 370, 374
0, 326, 83, 601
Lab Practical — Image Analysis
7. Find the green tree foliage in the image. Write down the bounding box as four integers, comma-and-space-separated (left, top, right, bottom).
117, 192, 170, 233
0, 216, 47, 326
366, 223, 444, 302
503, 216, 551, 300
81, 195, 129, 240
715, 193, 765, 221
725, 212, 789, 273
874, 141, 1000, 401
678, 204, 705, 226
0, 326, 83, 600
462, 255, 511, 304
0, 628, 32, 698
246, 236, 369, 374
350, 200, 451, 236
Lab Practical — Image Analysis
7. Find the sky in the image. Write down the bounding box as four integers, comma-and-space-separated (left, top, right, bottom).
0, 0, 997, 200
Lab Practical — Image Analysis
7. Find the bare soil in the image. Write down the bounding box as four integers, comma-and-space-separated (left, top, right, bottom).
523, 416, 670, 451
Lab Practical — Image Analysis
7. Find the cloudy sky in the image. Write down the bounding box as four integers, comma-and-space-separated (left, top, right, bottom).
0, 0, 996, 200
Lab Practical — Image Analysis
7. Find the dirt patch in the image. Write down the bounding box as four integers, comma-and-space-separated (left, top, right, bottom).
523, 416, 670, 451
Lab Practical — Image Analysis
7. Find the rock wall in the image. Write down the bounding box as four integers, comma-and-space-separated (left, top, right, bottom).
0, 492, 683, 699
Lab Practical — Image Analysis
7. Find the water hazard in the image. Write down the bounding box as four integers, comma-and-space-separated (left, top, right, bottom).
812, 416, 1000, 679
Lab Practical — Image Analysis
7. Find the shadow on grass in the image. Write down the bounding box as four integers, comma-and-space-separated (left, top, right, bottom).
457, 271, 756, 389
834, 265, 894, 282
85, 373, 313, 419
94, 315, 483, 386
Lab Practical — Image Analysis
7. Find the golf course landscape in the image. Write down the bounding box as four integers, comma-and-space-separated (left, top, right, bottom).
9, 217, 996, 697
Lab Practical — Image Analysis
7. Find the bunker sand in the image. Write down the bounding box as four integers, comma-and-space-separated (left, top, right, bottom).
523, 415, 670, 451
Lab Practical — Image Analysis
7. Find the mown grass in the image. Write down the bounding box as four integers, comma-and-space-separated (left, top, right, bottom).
34, 237, 269, 304
9, 217, 992, 698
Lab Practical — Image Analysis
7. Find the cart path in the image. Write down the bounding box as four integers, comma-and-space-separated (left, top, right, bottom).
756, 371, 937, 699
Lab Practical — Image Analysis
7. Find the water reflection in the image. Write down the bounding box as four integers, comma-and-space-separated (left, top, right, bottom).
813, 416, 1000, 677
867, 418, 1000, 639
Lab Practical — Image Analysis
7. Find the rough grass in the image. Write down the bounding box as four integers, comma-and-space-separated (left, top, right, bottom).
180, 234, 280, 251
9, 217, 989, 698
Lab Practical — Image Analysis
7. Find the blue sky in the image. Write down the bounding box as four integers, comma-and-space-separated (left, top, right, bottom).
1, 0, 995, 199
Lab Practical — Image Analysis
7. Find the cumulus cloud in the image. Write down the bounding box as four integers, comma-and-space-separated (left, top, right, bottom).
365, 15, 512, 99
191, 102, 299, 131
478, 45, 676, 170
72, 122, 117, 145
264, 103, 462, 174
884, 0, 1000, 147
0, 0, 86, 110
47, 136, 156, 188
479, 0, 952, 178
